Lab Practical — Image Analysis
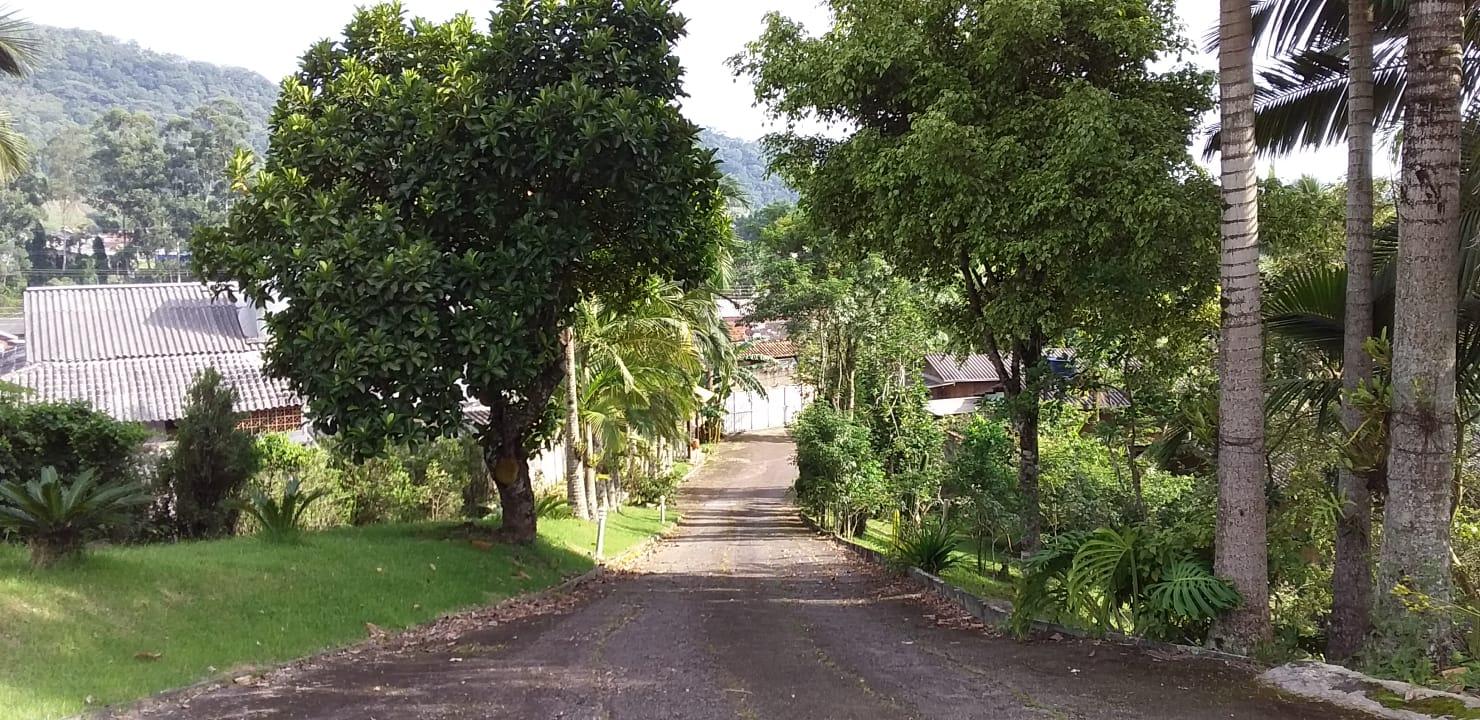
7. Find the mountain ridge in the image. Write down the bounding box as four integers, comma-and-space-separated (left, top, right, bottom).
4, 25, 794, 207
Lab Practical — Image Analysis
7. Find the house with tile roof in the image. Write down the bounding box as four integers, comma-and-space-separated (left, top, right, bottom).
0, 283, 303, 435
921, 351, 1128, 417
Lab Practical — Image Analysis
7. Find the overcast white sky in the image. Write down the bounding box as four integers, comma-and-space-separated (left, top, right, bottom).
11, 0, 1369, 182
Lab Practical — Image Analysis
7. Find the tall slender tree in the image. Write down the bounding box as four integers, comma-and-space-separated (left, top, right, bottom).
1214, 0, 1273, 653
1377, 0, 1462, 655
1329, 0, 1378, 662
562, 327, 590, 520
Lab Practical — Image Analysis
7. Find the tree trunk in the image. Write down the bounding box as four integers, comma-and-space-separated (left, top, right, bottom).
1212, 0, 1272, 654
482, 434, 537, 544
562, 328, 590, 520
1016, 400, 1042, 556
1377, 0, 1461, 656
1328, 0, 1377, 663
585, 424, 599, 512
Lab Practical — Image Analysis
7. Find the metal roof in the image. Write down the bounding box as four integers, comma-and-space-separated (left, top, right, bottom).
24, 283, 258, 362
922, 354, 1004, 386
2, 351, 297, 423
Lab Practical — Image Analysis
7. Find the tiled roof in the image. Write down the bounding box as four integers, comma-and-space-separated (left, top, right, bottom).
751, 340, 796, 359
25, 283, 258, 362
922, 354, 1004, 386
2, 351, 297, 423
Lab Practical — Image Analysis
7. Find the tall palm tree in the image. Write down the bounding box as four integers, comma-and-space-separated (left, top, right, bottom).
561, 326, 590, 519
0, 8, 38, 182
1330, 0, 1378, 662
1215, 0, 1274, 653
1378, 0, 1462, 655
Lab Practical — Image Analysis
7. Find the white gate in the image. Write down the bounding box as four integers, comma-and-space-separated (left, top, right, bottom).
723, 384, 812, 434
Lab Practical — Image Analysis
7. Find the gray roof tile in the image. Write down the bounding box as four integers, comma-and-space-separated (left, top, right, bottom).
2, 352, 297, 423
25, 283, 256, 362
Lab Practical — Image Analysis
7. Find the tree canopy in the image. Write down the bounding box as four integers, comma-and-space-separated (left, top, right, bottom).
735, 0, 1220, 550
192, 0, 728, 542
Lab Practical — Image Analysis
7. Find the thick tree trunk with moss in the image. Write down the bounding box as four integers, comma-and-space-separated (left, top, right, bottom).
1212, 0, 1272, 654
1329, 0, 1377, 663
1377, 0, 1461, 656
483, 437, 537, 544
562, 328, 590, 520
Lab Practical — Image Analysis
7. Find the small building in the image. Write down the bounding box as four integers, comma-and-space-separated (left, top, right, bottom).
0, 283, 303, 435
921, 351, 1127, 418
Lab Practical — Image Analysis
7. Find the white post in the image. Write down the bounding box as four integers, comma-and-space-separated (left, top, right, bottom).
595, 509, 608, 561
660, 495, 666, 525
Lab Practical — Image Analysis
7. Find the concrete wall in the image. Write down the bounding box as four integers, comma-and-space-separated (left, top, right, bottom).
723, 384, 813, 434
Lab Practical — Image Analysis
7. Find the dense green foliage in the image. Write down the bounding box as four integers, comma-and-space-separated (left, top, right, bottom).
793, 403, 888, 534
191, 2, 727, 542
737, 0, 1220, 552
0, 400, 148, 482
0, 466, 149, 567
1011, 525, 1236, 643
891, 518, 961, 575
162, 369, 260, 539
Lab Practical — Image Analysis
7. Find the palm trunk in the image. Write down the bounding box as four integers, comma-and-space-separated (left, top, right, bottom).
1377, 0, 1461, 657
562, 328, 590, 520
1212, 0, 1272, 654
1328, 0, 1377, 663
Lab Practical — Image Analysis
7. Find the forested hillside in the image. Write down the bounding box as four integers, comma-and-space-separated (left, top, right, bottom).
3, 26, 794, 204
700, 129, 797, 208
6, 26, 278, 149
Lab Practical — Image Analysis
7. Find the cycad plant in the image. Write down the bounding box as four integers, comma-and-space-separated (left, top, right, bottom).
891, 517, 960, 575
236, 477, 328, 543
0, 467, 149, 567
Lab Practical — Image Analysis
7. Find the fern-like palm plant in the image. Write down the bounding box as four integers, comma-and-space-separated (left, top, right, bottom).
0, 466, 149, 567
891, 519, 960, 575
237, 478, 328, 543
535, 493, 574, 520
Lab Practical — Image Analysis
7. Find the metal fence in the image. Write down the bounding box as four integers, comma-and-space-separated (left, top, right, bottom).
722, 384, 812, 434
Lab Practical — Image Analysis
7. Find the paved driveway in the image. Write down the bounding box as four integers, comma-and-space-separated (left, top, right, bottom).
122, 430, 1361, 719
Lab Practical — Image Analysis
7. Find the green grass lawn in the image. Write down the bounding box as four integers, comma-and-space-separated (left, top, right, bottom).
845, 518, 1020, 600
0, 507, 674, 720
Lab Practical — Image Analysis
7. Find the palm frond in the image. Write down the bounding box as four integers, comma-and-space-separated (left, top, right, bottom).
0, 109, 29, 182
0, 7, 40, 77
1264, 265, 1349, 358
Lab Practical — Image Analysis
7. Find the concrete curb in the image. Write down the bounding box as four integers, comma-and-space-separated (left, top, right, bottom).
1260, 661, 1480, 719
800, 513, 1250, 665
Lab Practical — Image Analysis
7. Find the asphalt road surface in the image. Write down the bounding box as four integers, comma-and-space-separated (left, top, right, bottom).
122, 430, 1363, 719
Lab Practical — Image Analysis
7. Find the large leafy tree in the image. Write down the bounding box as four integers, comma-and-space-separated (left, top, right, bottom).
193, 1, 726, 543
734, 0, 1218, 554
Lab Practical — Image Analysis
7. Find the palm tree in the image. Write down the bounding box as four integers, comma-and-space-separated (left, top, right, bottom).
1379, 0, 1462, 655
1330, 0, 1378, 662
1214, 0, 1274, 653
0, 8, 38, 182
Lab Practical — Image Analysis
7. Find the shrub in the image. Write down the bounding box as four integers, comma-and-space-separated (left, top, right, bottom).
624, 465, 684, 506
163, 369, 261, 538
235, 477, 329, 543
0, 400, 148, 482
535, 493, 574, 519
945, 414, 1019, 561
1010, 524, 1238, 643
892, 519, 961, 575
0, 467, 150, 567
793, 403, 887, 534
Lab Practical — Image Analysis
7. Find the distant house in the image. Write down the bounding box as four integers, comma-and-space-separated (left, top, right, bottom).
921, 351, 1127, 417
0, 283, 303, 435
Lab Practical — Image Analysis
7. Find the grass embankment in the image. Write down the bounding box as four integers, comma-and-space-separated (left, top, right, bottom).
0, 507, 674, 720
844, 519, 1021, 601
